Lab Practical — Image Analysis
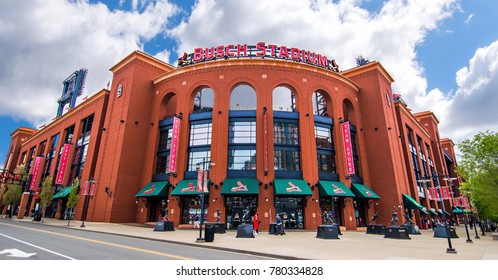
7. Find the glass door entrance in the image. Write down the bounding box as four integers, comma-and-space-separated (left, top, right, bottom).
275, 197, 304, 229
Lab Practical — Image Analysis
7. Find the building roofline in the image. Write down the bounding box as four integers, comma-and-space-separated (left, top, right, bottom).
395, 101, 431, 139
413, 111, 440, 124
341, 61, 395, 83
109, 50, 175, 73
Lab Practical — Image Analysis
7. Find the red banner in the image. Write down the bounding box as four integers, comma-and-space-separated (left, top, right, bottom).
341, 122, 355, 175
82, 180, 96, 196
55, 144, 71, 185
203, 170, 208, 193
453, 197, 461, 207
29, 156, 44, 190
441, 187, 450, 200
197, 169, 203, 192
168, 116, 181, 173
461, 196, 469, 208
430, 187, 439, 201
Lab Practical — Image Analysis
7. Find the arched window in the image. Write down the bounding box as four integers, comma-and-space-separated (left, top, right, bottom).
230, 84, 257, 110
193, 87, 214, 113
312, 91, 328, 116
272, 86, 296, 112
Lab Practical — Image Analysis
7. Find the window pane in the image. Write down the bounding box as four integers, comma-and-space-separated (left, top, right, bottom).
193, 87, 214, 113
315, 126, 332, 148
317, 153, 336, 173
228, 149, 256, 170
274, 150, 300, 171
274, 122, 299, 145
230, 84, 257, 110
312, 91, 328, 116
188, 151, 211, 171
272, 86, 296, 112
229, 121, 256, 144
189, 123, 212, 146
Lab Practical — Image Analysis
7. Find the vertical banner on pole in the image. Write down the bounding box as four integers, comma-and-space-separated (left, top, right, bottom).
203, 170, 208, 193
168, 116, 181, 173
55, 144, 71, 185
29, 156, 43, 190
197, 169, 203, 192
341, 122, 355, 175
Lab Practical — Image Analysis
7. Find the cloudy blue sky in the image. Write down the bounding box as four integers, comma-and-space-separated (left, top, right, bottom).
1, 0, 498, 167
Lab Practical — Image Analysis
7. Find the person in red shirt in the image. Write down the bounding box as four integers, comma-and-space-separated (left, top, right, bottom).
253, 212, 260, 234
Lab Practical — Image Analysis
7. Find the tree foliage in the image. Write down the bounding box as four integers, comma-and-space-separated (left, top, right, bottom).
456, 131, 498, 221
1, 164, 27, 217
66, 177, 80, 226
39, 176, 54, 223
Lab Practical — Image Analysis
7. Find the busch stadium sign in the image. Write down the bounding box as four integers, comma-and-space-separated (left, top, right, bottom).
178, 42, 340, 73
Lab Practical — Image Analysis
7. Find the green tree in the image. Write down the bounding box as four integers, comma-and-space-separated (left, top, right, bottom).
39, 176, 54, 223
1, 164, 27, 218
456, 131, 498, 221
66, 177, 80, 226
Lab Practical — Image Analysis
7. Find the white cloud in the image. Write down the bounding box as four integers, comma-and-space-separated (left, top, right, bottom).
465, 13, 474, 24
0, 0, 178, 125
442, 40, 498, 141
168, 0, 465, 134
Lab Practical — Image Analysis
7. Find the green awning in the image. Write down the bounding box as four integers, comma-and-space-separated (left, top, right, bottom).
135, 181, 169, 198
318, 181, 355, 197
402, 194, 423, 210
351, 184, 380, 199
429, 208, 438, 216
437, 209, 451, 216
452, 206, 465, 214
52, 186, 72, 199
221, 178, 259, 196
274, 179, 312, 196
420, 207, 429, 215
171, 179, 210, 196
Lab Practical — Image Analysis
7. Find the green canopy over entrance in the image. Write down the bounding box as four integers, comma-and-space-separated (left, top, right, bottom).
274, 179, 312, 196
402, 194, 424, 210
52, 187, 72, 199
135, 181, 169, 198
171, 179, 210, 196
350, 184, 380, 199
221, 178, 259, 195
318, 181, 355, 197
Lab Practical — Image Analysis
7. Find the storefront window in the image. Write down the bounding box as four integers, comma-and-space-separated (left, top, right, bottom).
275, 197, 304, 229
181, 196, 208, 224
225, 196, 257, 229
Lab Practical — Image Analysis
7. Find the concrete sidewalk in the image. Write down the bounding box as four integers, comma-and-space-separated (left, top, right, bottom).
8, 217, 498, 260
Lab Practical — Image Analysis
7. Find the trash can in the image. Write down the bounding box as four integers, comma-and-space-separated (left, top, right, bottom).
33, 212, 42, 221
204, 224, 215, 242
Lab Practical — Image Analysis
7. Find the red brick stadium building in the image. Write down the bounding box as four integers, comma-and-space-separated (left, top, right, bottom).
1, 43, 463, 231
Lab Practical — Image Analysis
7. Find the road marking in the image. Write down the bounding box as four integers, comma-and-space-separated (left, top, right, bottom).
0, 248, 37, 258
0, 233, 74, 259
0, 222, 193, 260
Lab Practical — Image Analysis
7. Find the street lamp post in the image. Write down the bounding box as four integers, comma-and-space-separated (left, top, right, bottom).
444, 177, 472, 243
467, 192, 480, 239
196, 159, 214, 242
80, 178, 95, 228
418, 171, 456, 254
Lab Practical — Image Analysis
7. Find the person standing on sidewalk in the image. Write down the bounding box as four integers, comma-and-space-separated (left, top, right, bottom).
253, 212, 260, 234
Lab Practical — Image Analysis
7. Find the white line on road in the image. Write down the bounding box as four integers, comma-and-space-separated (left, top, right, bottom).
0, 233, 76, 260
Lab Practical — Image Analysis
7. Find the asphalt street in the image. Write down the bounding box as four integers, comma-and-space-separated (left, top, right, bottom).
0, 220, 273, 260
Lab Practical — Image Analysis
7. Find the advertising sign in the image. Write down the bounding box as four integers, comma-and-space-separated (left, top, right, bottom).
168, 116, 181, 173
29, 156, 43, 190
55, 144, 71, 185
341, 122, 355, 175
